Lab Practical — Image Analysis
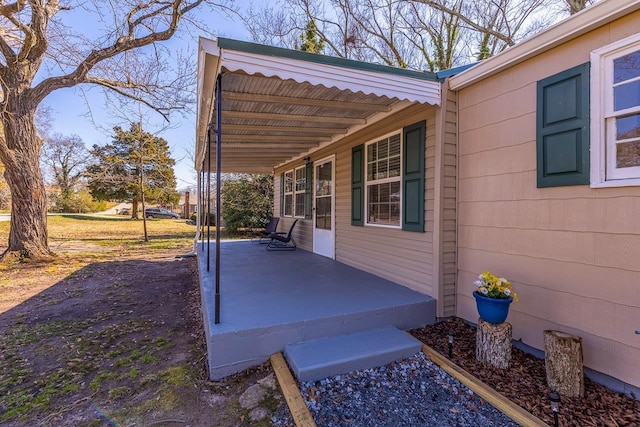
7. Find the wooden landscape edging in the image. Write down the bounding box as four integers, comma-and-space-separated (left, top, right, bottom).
270, 353, 317, 427
419, 342, 549, 427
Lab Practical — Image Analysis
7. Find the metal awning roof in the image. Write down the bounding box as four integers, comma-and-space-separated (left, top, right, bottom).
196, 37, 442, 173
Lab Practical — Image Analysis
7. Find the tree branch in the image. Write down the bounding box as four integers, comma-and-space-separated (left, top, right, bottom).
84, 76, 171, 121
0, 0, 27, 17
412, 0, 515, 47
29, 0, 204, 105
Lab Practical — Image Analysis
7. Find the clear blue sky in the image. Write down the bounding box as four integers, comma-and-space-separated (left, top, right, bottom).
41, 5, 253, 190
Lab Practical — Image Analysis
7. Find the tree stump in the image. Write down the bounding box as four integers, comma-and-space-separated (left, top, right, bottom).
476, 319, 512, 369
544, 330, 584, 398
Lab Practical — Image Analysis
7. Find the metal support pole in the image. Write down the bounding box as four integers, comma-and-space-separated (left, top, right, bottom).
214, 74, 222, 324
206, 128, 212, 272
201, 160, 205, 251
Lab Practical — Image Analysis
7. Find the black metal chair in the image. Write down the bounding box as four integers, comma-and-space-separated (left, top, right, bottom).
251, 217, 280, 244
266, 219, 298, 251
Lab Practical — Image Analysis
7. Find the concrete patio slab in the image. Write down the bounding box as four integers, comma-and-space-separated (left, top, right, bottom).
197, 240, 436, 379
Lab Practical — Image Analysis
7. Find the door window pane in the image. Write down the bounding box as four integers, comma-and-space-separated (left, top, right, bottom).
315, 162, 332, 196
315, 196, 331, 230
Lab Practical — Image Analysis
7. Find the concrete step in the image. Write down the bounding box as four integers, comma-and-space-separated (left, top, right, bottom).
283, 326, 421, 382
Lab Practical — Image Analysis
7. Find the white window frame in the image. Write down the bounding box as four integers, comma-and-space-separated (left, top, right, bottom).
283, 170, 294, 217
294, 166, 306, 218
591, 32, 640, 188
364, 130, 402, 229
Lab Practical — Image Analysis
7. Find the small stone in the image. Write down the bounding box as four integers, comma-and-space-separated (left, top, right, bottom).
258, 373, 277, 390
239, 384, 267, 409
249, 406, 269, 421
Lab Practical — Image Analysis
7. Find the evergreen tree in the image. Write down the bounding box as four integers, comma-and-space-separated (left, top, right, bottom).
221, 174, 274, 233
297, 20, 325, 54
87, 123, 180, 222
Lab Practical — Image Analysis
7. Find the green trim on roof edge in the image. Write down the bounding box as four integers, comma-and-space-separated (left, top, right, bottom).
217, 37, 441, 82
436, 63, 478, 79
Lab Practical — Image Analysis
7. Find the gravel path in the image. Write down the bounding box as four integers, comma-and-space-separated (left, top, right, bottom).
273, 352, 519, 426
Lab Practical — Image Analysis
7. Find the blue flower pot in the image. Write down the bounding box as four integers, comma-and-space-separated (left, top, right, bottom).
473, 291, 513, 324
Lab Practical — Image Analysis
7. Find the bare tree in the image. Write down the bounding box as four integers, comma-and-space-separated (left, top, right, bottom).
244, 0, 565, 71
42, 133, 89, 212
0, 0, 232, 260
41, 134, 89, 200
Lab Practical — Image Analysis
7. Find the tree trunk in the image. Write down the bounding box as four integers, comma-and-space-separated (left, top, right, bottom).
476, 319, 512, 369
131, 198, 139, 219
0, 109, 52, 260
544, 330, 584, 398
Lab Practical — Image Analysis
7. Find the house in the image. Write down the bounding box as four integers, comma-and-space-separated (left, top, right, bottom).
195, 0, 640, 395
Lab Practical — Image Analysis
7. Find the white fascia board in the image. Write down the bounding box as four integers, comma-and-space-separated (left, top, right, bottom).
196, 37, 221, 170
449, 0, 640, 90
221, 48, 441, 106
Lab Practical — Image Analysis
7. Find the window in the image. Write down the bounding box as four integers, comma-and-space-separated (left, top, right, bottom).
352, 121, 425, 231
591, 33, 640, 186
283, 170, 293, 216
294, 166, 306, 217
366, 133, 401, 227
280, 165, 313, 219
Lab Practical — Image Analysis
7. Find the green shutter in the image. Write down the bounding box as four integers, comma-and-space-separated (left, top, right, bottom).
351, 145, 364, 226
402, 121, 425, 232
305, 162, 313, 219
279, 172, 284, 216
536, 62, 590, 188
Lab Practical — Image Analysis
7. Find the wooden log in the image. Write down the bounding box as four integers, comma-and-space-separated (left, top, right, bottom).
544, 330, 584, 398
476, 319, 512, 369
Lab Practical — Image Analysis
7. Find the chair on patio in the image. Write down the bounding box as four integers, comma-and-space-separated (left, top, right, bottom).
251, 217, 280, 244
266, 219, 298, 251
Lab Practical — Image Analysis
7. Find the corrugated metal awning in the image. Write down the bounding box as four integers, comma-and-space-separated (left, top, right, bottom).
196, 37, 442, 173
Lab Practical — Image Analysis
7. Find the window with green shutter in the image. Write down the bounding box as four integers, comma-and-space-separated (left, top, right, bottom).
351, 145, 364, 226
352, 121, 426, 232
402, 121, 425, 232
536, 62, 590, 188
305, 162, 313, 219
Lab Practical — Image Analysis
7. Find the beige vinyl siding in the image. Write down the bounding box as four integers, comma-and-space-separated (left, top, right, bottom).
456, 14, 640, 388
276, 103, 438, 298
434, 86, 458, 317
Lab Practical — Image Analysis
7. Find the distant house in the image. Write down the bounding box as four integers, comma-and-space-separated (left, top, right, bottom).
195, 0, 640, 395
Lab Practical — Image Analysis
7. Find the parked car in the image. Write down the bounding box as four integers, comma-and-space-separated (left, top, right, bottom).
118, 207, 131, 216
144, 207, 179, 219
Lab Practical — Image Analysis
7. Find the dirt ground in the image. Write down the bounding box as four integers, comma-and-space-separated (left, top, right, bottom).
0, 218, 288, 427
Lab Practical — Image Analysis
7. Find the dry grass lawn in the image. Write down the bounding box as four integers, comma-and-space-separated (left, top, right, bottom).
0, 215, 286, 426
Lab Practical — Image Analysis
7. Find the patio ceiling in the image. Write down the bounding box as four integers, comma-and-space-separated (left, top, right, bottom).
196, 38, 443, 174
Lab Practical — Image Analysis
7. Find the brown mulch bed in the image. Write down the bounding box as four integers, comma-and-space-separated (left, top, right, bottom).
411, 318, 640, 427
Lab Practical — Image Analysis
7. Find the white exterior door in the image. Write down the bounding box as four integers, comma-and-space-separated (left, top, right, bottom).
313, 156, 335, 259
